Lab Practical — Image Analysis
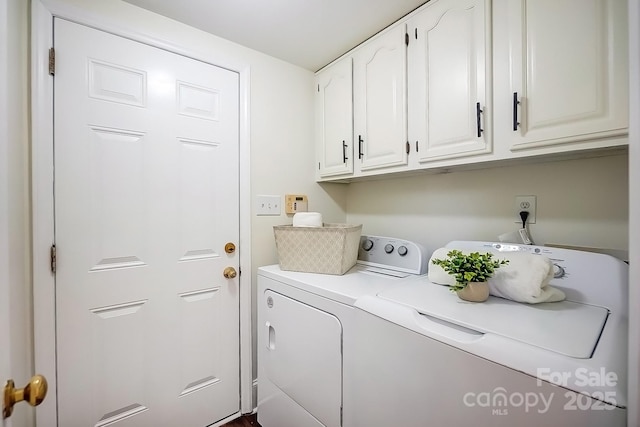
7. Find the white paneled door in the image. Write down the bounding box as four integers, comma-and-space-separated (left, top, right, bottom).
408, 0, 490, 162
353, 24, 408, 172
315, 58, 354, 178
54, 19, 240, 427
500, 0, 628, 150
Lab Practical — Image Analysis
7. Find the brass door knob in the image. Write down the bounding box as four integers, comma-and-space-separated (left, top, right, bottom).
3, 374, 48, 419
223, 267, 237, 279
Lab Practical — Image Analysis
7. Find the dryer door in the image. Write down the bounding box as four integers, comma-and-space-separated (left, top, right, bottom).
260, 289, 343, 427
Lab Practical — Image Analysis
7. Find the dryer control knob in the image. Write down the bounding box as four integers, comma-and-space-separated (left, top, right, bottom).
398, 246, 408, 256
553, 263, 566, 279
362, 239, 374, 251
384, 244, 394, 254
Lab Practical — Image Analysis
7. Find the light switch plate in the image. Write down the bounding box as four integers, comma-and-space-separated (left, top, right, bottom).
256, 195, 281, 216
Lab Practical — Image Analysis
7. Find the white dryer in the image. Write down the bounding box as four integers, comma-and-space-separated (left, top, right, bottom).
349, 241, 628, 426
257, 235, 428, 427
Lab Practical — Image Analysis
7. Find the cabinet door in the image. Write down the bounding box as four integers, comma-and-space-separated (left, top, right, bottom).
408, 0, 491, 162
498, 0, 628, 152
315, 58, 353, 178
353, 24, 408, 171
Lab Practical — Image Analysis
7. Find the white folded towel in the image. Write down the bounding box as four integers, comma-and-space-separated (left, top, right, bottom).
428, 247, 565, 304
292, 212, 323, 227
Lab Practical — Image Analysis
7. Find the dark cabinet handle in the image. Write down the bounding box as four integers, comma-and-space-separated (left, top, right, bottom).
358, 135, 364, 159
513, 92, 520, 131
476, 102, 483, 138
342, 140, 348, 163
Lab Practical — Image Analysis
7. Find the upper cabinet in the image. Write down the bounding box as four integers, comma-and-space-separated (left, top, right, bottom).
493, 0, 628, 154
314, 0, 629, 182
315, 58, 354, 179
408, 0, 491, 163
352, 24, 408, 172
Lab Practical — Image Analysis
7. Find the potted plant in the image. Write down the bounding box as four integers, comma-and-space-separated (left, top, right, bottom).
431, 250, 509, 302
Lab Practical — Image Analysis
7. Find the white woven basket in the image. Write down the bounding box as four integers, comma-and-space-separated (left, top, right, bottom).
273, 223, 362, 275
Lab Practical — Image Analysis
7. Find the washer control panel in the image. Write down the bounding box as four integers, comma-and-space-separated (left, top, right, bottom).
358, 235, 427, 275
447, 241, 570, 279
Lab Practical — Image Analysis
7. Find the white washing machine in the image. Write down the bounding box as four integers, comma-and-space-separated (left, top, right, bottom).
349, 241, 628, 426
257, 235, 428, 427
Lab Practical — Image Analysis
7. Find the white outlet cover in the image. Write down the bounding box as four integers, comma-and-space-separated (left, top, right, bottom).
515, 195, 536, 224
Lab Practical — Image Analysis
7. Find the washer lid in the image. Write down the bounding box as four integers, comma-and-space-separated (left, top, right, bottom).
377, 280, 609, 359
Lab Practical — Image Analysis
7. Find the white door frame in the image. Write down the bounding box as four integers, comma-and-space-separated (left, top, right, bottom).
1, 1, 12, 424
31, 1, 253, 425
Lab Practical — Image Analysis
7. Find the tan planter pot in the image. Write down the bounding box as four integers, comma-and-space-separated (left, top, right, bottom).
456, 281, 489, 302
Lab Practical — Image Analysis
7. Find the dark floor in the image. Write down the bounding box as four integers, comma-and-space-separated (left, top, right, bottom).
221, 413, 261, 427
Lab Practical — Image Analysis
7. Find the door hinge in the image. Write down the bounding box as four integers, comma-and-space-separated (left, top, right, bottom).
48, 48, 55, 76
405, 33, 409, 46
50, 244, 57, 273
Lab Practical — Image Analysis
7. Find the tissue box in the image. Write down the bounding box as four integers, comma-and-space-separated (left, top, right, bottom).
273, 223, 362, 275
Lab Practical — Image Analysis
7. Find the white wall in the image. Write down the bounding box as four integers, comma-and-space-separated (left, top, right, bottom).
247, 50, 348, 391
346, 154, 628, 256
0, 0, 32, 426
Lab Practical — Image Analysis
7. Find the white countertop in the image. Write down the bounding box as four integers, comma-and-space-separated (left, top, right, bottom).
257, 263, 421, 306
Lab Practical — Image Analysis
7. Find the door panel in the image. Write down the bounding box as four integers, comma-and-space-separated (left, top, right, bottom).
316, 58, 354, 178
504, 0, 628, 149
408, 0, 490, 161
54, 18, 240, 427
262, 290, 343, 427
353, 24, 408, 171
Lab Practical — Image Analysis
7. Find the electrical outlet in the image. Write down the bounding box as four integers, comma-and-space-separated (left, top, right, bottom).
256, 195, 281, 216
515, 195, 536, 224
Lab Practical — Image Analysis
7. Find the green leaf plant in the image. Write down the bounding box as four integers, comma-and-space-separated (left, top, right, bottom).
431, 250, 509, 292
